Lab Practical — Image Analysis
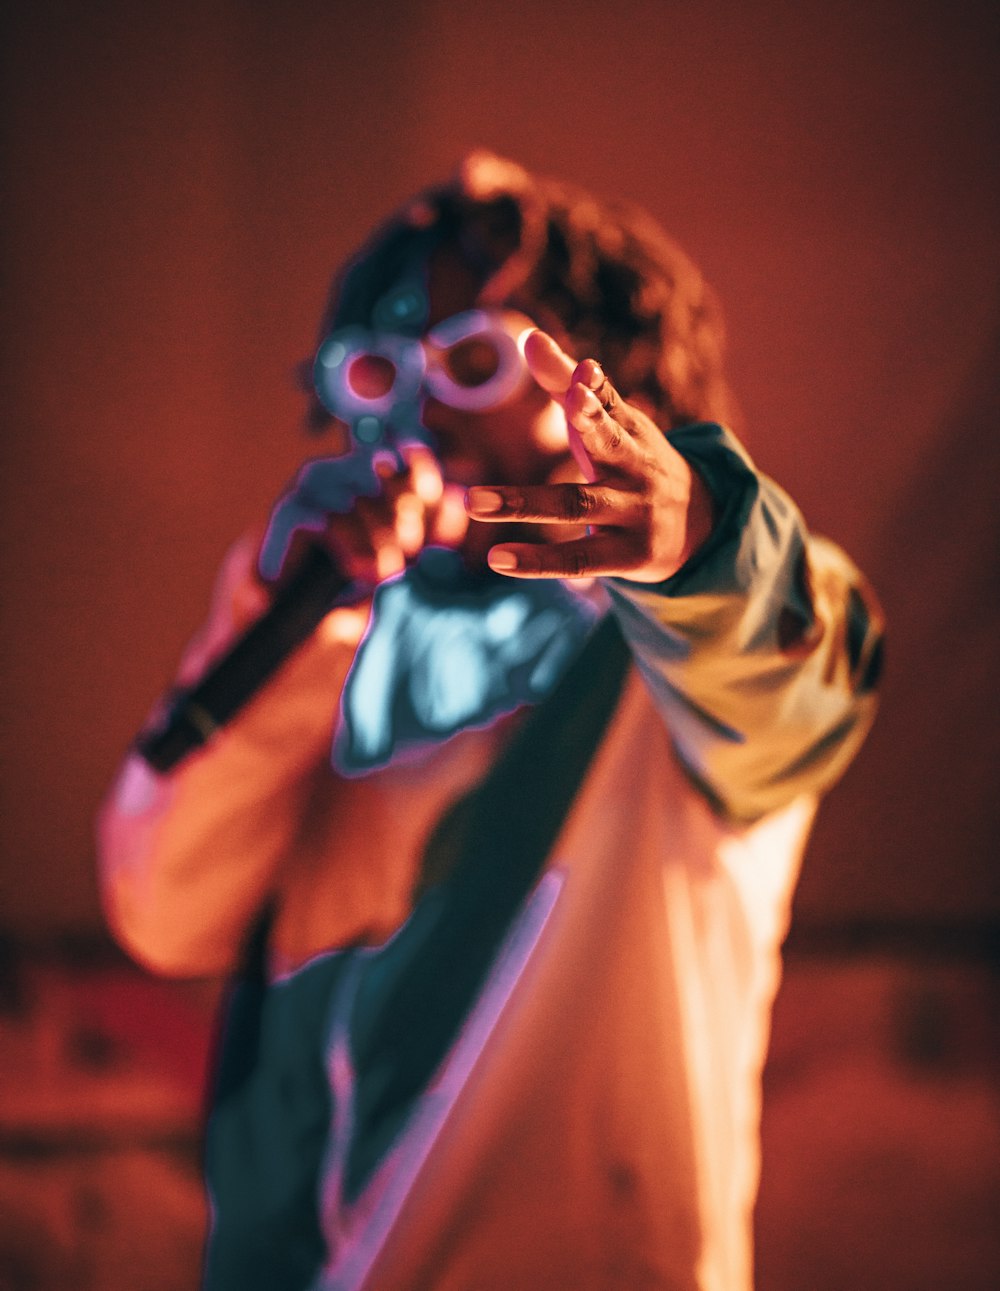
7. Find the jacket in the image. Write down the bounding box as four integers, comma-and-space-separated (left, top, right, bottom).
97, 424, 882, 1290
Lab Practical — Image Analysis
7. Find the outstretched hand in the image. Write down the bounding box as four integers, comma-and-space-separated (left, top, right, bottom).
466, 331, 714, 583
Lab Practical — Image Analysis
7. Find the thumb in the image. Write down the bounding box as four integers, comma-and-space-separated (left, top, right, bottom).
524, 330, 597, 481
523, 329, 575, 397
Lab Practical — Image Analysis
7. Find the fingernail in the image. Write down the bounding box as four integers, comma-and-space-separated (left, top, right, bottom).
586, 362, 605, 390
488, 549, 518, 572
580, 388, 602, 416
466, 487, 504, 514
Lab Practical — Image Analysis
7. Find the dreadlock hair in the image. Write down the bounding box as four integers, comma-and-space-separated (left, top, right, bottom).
316, 150, 737, 433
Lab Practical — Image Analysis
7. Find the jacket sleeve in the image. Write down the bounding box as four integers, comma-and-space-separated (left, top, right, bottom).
95, 535, 368, 977
605, 423, 884, 822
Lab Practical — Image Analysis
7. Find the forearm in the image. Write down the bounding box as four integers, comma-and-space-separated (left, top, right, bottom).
96, 536, 367, 977
606, 424, 883, 822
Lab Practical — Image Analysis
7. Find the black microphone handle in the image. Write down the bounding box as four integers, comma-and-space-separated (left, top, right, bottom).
135, 544, 354, 773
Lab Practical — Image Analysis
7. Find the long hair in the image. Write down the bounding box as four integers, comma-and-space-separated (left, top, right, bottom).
314, 151, 737, 432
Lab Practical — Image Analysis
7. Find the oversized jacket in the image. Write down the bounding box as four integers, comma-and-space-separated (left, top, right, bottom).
97, 425, 883, 1291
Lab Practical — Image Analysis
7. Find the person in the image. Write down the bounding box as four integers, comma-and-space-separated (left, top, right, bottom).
96, 151, 883, 1291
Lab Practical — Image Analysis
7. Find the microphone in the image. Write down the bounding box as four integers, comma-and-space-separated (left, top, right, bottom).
134, 544, 354, 773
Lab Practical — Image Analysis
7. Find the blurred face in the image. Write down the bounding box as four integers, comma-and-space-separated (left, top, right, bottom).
418, 247, 575, 488
309, 243, 583, 570
312, 246, 576, 489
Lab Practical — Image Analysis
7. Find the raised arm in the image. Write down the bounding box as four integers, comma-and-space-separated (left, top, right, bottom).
97, 447, 456, 977
466, 331, 883, 821
605, 424, 882, 819
96, 534, 366, 977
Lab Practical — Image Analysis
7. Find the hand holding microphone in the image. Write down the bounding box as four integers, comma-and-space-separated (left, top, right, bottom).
258, 443, 457, 591
133, 303, 535, 772
134, 446, 461, 773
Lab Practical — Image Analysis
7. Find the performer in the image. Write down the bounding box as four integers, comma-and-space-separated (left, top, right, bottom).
97, 152, 882, 1291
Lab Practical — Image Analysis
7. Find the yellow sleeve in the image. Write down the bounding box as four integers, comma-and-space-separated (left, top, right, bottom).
606, 424, 884, 822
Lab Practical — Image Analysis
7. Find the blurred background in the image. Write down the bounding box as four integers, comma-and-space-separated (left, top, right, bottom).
1, 0, 997, 1286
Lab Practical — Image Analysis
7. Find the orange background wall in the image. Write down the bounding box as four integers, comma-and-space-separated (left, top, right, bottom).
1, 3, 998, 1286
3, 0, 997, 938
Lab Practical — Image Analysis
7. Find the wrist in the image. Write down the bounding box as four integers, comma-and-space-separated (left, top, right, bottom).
679, 463, 716, 569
